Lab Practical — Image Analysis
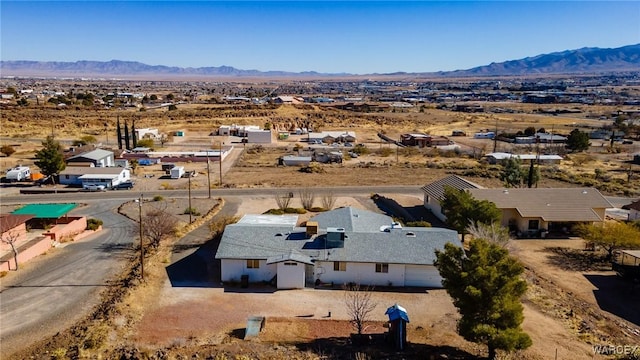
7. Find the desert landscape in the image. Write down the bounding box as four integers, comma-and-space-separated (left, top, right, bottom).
1, 75, 640, 360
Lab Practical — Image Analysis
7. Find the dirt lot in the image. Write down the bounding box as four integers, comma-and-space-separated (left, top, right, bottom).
88, 195, 639, 360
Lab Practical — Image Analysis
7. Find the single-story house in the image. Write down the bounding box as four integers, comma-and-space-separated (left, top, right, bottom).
308, 131, 357, 144
421, 175, 613, 237
66, 149, 115, 167
59, 166, 130, 188
11, 203, 87, 242
134, 128, 160, 140
400, 133, 450, 148
421, 175, 484, 222
484, 152, 562, 165
215, 207, 462, 289
623, 199, 640, 221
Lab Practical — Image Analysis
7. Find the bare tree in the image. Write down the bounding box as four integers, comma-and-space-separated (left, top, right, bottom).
467, 222, 511, 248
140, 206, 178, 247
274, 193, 292, 210
344, 284, 378, 335
321, 192, 336, 210
299, 188, 315, 210
1, 230, 21, 271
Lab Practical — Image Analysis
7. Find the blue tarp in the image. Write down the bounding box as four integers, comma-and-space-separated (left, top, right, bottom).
385, 304, 409, 323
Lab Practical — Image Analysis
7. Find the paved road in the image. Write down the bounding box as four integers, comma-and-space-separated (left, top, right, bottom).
0, 185, 422, 205
0, 186, 417, 357
0, 200, 135, 357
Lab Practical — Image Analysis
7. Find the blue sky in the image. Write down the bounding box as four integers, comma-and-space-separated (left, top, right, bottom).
1, 1, 639, 74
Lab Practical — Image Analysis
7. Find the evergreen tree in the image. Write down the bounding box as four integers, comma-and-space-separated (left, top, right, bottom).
526, 160, 540, 188
441, 186, 501, 241
565, 129, 590, 152
500, 157, 525, 188
124, 122, 130, 150
117, 117, 123, 150
132, 119, 137, 148
435, 238, 532, 359
34, 135, 66, 183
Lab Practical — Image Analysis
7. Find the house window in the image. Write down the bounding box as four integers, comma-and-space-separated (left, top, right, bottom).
528, 220, 539, 230
375, 263, 389, 273
65, 175, 70, 179
334, 261, 346, 272
246, 259, 260, 269
284, 262, 297, 266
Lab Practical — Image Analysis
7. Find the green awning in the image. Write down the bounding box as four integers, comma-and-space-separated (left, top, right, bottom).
12, 203, 78, 219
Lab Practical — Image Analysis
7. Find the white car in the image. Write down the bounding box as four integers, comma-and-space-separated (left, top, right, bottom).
83, 184, 106, 192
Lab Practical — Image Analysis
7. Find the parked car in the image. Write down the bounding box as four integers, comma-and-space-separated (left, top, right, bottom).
83, 184, 106, 192
112, 181, 135, 190
622, 139, 633, 145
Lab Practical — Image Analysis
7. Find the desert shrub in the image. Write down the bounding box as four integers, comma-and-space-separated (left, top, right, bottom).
400, 147, 419, 156
284, 207, 307, 214
86, 218, 103, 231
299, 163, 325, 173
377, 147, 394, 157
137, 138, 154, 149
351, 145, 370, 155
264, 208, 285, 215
160, 182, 174, 190
153, 195, 164, 201
183, 207, 201, 216
405, 221, 432, 227
0, 145, 16, 157
51, 348, 67, 360
569, 153, 595, 166
309, 207, 327, 212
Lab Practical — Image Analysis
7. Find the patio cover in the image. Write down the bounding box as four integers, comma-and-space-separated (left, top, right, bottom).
12, 203, 78, 219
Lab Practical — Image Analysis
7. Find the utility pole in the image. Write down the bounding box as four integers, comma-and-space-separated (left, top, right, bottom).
188, 174, 192, 223
493, 119, 498, 153
206, 150, 211, 199
219, 142, 223, 187
138, 195, 144, 280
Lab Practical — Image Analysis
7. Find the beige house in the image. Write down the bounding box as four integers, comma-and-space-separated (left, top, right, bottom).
421, 175, 613, 238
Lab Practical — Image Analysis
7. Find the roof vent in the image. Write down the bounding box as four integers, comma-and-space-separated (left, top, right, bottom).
275, 233, 283, 236
406, 232, 416, 237
582, 190, 588, 194
503, 189, 509, 194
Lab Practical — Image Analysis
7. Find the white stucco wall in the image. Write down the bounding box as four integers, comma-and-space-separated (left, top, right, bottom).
220, 259, 276, 283
423, 194, 446, 222
314, 261, 404, 287
630, 209, 640, 221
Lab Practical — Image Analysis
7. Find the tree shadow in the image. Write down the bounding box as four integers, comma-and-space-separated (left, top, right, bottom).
371, 194, 448, 228
543, 246, 611, 272
295, 336, 481, 360
583, 274, 640, 327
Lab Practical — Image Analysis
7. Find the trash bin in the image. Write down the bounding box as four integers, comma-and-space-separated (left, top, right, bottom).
241, 274, 249, 288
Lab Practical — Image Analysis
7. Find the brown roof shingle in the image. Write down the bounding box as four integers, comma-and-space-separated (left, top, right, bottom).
468, 188, 613, 222
421, 175, 484, 201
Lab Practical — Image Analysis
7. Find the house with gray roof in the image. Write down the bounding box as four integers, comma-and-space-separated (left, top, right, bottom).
66, 148, 115, 167
59, 166, 130, 188
421, 176, 613, 238
215, 207, 461, 289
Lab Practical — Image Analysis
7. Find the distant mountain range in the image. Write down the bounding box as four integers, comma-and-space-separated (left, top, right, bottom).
2, 44, 639, 79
